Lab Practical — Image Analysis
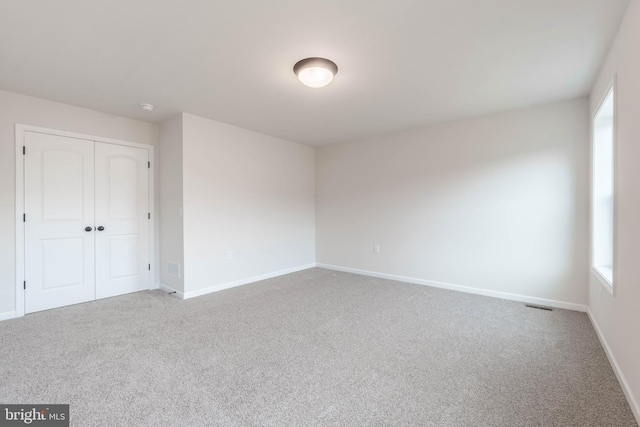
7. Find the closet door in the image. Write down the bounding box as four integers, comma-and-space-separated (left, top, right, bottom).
24, 132, 96, 313
94, 142, 150, 299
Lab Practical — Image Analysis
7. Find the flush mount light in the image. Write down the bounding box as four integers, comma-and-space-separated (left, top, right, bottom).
293, 57, 338, 88
140, 103, 154, 111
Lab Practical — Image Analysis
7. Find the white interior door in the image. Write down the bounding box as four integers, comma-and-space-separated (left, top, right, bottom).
24, 132, 96, 313
95, 142, 150, 299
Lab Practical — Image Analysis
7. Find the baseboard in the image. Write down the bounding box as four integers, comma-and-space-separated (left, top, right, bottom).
316, 263, 587, 312
158, 283, 184, 299
183, 263, 317, 300
587, 308, 640, 425
0, 311, 17, 322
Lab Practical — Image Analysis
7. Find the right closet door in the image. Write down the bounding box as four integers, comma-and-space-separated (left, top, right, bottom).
94, 142, 150, 300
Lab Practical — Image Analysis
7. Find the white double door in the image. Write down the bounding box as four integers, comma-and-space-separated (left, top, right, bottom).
24, 131, 150, 313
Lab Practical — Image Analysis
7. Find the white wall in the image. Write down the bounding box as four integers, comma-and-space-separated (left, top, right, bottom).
159, 115, 184, 293
0, 89, 159, 317
181, 113, 315, 295
316, 98, 589, 306
588, 0, 640, 421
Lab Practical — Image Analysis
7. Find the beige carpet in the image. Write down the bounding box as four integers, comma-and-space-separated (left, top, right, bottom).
0, 268, 637, 426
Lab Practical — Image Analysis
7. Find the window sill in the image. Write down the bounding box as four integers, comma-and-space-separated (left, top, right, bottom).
592, 266, 614, 296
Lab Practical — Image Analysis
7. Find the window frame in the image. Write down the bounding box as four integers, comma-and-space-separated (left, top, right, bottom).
591, 76, 617, 296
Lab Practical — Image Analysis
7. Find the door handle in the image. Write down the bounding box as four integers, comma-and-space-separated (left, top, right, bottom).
85, 226, 93, 232
97, 226, 105, 231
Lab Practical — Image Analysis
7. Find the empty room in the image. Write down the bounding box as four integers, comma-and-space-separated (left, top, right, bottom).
0, 0, 639, 425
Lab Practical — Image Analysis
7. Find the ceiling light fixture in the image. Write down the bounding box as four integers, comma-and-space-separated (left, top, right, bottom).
293, 57, 338, 88
140, 103, 154, 111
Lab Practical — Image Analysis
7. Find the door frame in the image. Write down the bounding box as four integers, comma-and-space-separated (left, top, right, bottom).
15, 124, 156, 318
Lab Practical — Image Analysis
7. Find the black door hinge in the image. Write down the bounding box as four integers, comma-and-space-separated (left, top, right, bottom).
23, 213, 25, 222
23, 281, 26, 290
148, 264, 151, 271
148, 161, 150, 168
22, 146, 25, 155
148, 212, 150, 219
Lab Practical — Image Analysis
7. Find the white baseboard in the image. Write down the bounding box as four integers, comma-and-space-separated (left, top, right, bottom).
316, 263, 587, 312
158, 283, 184, 298
587, 308, 640, 425
178, 263, 316, 300
0, 311, 17, 321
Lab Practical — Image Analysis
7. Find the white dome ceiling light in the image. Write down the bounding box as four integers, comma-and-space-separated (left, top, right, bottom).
293, 57, 338, 88
140, 103, 154, 111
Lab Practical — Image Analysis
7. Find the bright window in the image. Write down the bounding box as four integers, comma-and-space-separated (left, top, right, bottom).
592, 85, 615, 288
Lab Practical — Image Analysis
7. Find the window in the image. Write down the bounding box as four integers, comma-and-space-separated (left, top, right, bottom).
592, 83, 615, 290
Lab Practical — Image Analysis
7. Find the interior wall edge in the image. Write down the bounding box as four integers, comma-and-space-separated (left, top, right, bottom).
587, 308, 640, 425
182, 263, 317, 299
158, 283, 185, 299
316, 263, 588, 313
0, 311, 17, 322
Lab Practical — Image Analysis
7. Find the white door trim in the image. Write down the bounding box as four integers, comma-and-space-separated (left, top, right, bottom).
15, 124, 156, 318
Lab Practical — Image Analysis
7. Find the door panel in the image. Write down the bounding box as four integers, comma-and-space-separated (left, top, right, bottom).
108, 157, 138, 219
41, 238, 85, 289
108, 234, 139, 278
24, 132, 96, 313
95, 142, 150, 299
42, 149, 85, 220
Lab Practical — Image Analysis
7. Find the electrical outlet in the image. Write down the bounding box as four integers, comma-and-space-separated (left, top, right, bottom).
374, 245, 380, 254
226, 251, 233, 260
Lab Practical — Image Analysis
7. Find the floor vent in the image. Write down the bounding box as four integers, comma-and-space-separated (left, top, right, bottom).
525, 304, 553, 311
167, 262, 181, 278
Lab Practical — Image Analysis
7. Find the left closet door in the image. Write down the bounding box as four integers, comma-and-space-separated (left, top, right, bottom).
24, 131, 96, 313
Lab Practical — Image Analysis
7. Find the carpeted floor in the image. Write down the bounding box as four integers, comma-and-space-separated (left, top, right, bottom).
0, 268, 636, 426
